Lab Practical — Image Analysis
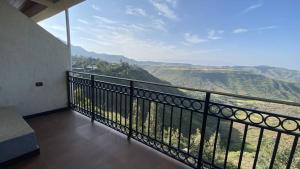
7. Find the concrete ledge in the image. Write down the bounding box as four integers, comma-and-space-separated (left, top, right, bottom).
0, 107, 39, 164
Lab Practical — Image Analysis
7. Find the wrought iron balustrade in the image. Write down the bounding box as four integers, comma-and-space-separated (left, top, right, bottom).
67, 71, 300, 169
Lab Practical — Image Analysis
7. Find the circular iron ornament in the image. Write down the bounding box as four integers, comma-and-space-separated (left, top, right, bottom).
151, 93, 157, 100
133, 89, 138, 96
265, 116, 281, 128
144, 91, 151, 98
165, 95, 173, 104
155, 142, 162, 149
234, 110, 248, 121
192, 101, 203, 110
187, 157, 196, 166
149, 140, 155, 146
158, 94, 165, 102
138, 90, 144, 97
220, 107, 234, 118
178, 152, 186, 160
174, 97, 181, 105
182, 99, 191, 108
171, 149, 178, 156
209, 105, 221, 115
162, 145, 170, 153
281, 119, 299, 131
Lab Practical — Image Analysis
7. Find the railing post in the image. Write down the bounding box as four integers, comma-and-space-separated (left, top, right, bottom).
91, 74, 95, 122
197, 92, 211, 169
128, 80, 134, 140
66, 71, 71, 108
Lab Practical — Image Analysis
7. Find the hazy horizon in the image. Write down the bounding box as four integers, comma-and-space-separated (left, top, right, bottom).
39, 0, 300, 70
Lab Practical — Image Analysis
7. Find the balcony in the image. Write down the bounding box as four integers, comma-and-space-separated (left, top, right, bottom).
1, 1, 299, 168
2, 71, 300, 169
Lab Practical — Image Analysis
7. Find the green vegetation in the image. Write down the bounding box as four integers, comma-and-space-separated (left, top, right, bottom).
146, 65, 300, 103
72, 57, 300, 169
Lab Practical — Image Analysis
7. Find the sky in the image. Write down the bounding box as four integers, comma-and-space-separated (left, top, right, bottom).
39, 0, 300, 70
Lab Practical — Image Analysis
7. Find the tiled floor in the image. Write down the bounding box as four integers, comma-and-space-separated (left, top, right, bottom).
5, 110, 190, 169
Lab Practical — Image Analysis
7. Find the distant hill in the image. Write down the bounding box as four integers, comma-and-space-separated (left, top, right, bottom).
72, 57, 183, 96
71, 45, 137, 64
146, 66, 300, 102
231, 66, 300, 83
71, 45, 300, 102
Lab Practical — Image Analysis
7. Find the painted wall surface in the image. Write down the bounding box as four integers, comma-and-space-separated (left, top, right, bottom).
0, 1, 71, 116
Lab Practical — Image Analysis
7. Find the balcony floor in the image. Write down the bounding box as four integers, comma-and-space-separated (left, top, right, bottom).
4, 110, 190, 169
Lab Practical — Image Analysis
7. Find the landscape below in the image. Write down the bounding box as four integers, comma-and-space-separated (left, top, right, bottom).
71, 46, 300, 169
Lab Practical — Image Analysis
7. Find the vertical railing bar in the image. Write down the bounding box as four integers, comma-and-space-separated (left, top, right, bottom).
110, 88, 113, 126
224, 120, 233, 169
83, 80, 85, 113
120, 93, 123, 127
136, 98, 139, 133
95, 87, 98, 119
169, 106, 174, 147
106, 87, 109, 124
269, 132, 281, 169
286, 136, 299, 169
197, 92, 211, 169
91, 75, 95, 122
177, 108, 183, 150
252, 128, 264, 169
212, 118, 221, 166
79, 82, 84, 113
147, 100, 151, 138
86, 81, 88, 115
73, 80, 76, 109
142, 99, 145, 135
187, 110, 193, 154
161, 104, 166, 143
154, 102, 158, 141
237, 124, 249, 169
115, 92, 118, 126
99, 87, 102, 120
79, 78, 82, 111
128, 81, 134, 139
125, 94, 128, 128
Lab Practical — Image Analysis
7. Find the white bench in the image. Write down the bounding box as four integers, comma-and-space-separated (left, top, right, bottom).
0, 107, 39, 164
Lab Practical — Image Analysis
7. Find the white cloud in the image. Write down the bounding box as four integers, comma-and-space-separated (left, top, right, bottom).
150, 0, 178, 20
208, 30, 223, 40
233, 28, 249, 34
92, 5, 101, 11
93, 16, 117, 24
151, 19, 167, 32
126, 6, 147, 17
242, 2, 263, 13
233, 26, 276, 34
72, 21, 221, 64
78, 19, 89, 25
165, 0, 177, 8
256, 25, 277, 31
184, 33, 207, 44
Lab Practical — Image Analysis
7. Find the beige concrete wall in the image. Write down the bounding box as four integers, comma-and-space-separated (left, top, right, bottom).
0, 0, 71, 116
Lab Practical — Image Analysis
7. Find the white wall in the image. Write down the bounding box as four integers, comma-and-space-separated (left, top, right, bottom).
0, 1, 71, 116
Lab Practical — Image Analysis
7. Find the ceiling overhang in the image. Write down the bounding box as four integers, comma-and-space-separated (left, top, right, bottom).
6, 0, 84, 22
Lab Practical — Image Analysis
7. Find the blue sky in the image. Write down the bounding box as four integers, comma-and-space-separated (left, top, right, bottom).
39, 0, 300, 70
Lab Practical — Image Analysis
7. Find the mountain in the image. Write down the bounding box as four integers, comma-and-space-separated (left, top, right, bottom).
146, 65, 300, 102
71, 45, 300, 101
71, 45, 137, 64
231, 66, 300, 83
72, 57, 183, 96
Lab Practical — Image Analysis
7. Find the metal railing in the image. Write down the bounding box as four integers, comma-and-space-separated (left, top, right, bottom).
67, 71, 300, 169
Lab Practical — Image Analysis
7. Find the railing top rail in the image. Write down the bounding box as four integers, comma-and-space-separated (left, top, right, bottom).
68, 71, 300, 107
